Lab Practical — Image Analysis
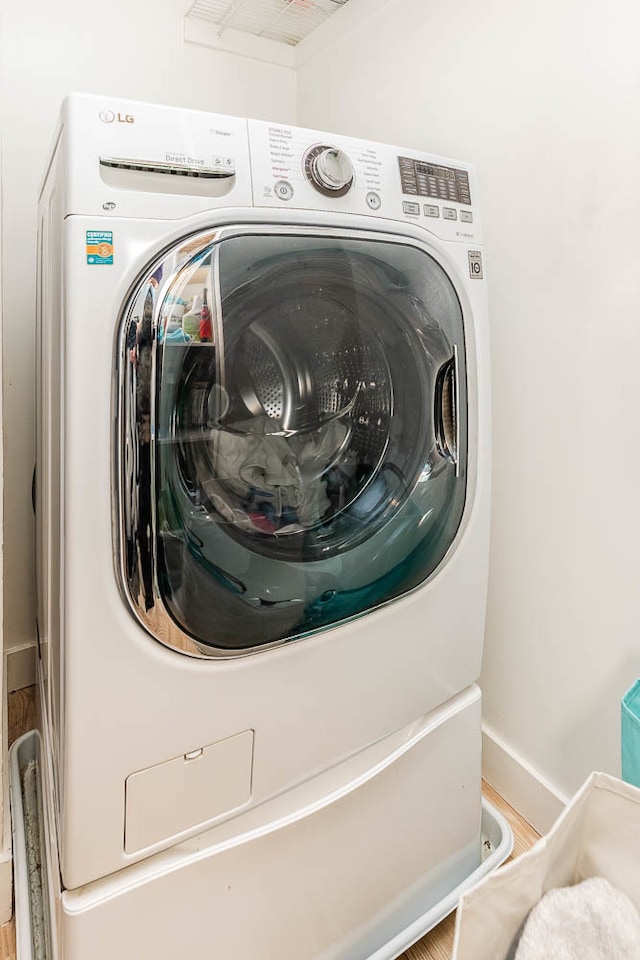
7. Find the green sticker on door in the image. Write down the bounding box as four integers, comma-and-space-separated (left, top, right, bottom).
86, 230, 113, 265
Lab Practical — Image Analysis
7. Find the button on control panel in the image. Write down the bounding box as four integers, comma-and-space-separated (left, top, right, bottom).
402, 201, 420, 216
402, 201, 476, 227
274, 180, 294, 201
366, 191, 381, 210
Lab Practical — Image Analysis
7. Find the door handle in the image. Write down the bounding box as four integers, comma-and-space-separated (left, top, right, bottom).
434, 346, 460, 477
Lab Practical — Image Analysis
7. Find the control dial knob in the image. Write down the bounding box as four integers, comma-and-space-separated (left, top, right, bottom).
304, 145, 354, 197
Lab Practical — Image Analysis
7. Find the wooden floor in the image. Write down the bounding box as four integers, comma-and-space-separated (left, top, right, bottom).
0, 687, 540, 960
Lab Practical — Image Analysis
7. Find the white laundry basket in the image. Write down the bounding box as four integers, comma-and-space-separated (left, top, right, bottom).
9, 730, 53, 960
452, 772, 640, 960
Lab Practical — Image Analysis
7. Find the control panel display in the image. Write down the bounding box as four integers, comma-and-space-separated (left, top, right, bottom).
398, 157, 471, 205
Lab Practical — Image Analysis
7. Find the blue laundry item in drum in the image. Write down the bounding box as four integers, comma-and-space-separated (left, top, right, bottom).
621, 680, 640, 787
347, 477, 389, 520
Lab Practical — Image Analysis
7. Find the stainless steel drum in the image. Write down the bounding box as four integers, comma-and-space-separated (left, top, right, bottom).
173, 249, 437, 561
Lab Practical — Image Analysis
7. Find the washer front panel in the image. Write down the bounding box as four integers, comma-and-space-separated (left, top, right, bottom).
117, 224, 469, 657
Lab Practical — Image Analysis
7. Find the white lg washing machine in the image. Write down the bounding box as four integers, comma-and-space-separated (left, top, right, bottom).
33, 94, 495, 959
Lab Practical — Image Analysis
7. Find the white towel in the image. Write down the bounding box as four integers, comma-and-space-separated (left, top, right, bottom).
512, 877, 640, 959
208, 417, 349, 527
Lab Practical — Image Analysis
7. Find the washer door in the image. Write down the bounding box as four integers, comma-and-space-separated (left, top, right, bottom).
117, 227, 469, 656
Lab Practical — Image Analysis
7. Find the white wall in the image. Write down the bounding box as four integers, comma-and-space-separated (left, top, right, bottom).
297, 0, 640, 811
0, 0, 296, 659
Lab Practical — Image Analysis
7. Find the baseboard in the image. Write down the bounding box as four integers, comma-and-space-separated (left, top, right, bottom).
482, 724, 569, 834
6, 644, 36, 694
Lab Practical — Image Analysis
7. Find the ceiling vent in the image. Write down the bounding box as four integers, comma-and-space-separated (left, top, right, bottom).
186, 0, 350, 47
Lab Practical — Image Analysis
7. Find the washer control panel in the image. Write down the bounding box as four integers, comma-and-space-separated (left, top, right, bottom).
248, 119, 481, 243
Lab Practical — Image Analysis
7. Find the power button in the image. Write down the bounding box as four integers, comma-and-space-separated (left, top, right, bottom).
275, 180, 294, 201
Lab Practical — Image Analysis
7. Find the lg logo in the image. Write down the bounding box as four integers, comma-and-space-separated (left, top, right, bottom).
98, 110, 134, 124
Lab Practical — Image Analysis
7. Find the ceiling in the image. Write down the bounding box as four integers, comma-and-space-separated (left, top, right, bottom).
186, 0, 350, 47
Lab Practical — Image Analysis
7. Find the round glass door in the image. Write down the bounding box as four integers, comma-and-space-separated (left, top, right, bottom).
118, 227, 469, 656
